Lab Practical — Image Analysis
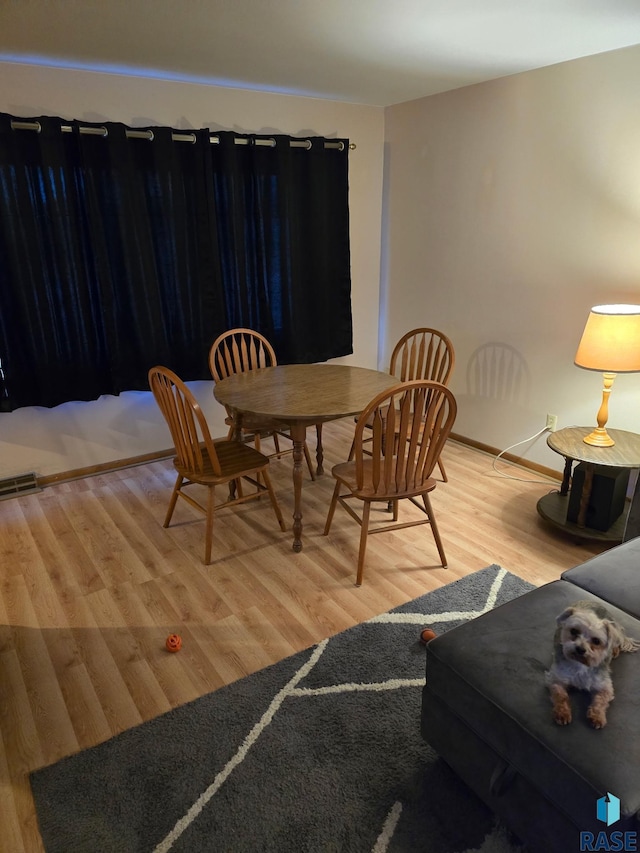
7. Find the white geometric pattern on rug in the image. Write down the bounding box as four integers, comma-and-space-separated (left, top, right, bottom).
154, 568, 513, 853
369, 567, 510, 626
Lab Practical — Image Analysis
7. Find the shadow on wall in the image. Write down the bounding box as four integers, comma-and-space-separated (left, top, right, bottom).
466, 342, 531, 406
453, 342, 547, 456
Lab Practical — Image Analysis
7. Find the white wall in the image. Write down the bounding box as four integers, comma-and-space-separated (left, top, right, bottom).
0, 63, 385, 478
383, 44, 640, 471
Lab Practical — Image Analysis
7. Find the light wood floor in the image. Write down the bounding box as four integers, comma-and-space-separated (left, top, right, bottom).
0, 419, 608, 852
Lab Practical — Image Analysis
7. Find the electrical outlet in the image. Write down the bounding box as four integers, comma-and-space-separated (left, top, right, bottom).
546, 413, 558, 432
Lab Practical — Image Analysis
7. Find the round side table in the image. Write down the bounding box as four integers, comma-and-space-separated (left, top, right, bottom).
537, 426, 640, 543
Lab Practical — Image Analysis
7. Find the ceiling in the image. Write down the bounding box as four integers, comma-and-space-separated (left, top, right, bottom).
3, 0, 640, 107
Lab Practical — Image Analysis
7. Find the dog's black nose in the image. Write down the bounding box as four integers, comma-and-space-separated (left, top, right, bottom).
575, 645, 586, 656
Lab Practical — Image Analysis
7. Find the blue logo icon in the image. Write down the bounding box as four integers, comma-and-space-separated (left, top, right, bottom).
580, 793, 636, 851
597, 793, 621, 827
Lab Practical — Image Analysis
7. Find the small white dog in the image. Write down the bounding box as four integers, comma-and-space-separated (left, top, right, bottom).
546, 600, 640, 729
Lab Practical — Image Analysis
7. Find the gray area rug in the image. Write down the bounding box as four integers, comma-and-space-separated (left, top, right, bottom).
31, 565, 533, 853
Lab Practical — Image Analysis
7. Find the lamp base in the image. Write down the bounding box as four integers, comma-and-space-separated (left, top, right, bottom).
583, 427, 615, 447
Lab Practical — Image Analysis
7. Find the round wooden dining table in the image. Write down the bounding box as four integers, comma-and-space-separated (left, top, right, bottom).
213, 363, 398, 551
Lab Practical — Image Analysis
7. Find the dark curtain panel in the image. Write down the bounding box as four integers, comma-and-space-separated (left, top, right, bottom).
87, 124, 220, 390
0, 115, 352, 411
211, 133, 352, 363
0, 116, 218, 408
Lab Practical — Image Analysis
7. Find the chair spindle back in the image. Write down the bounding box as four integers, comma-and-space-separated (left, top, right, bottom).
390, 328, 454, 385
209, 328, 277, 382
149, 366, 221, 477
354, 381, 456, 497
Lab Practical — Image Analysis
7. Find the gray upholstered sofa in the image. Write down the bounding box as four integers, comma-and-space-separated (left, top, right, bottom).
421, 537, 640, 852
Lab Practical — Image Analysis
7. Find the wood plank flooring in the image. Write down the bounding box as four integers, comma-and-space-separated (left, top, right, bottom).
0, 419, 608, 852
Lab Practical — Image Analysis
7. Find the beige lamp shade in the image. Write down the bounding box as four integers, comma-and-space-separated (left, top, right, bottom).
575, 304, 640, 372
574, 304, 640, 447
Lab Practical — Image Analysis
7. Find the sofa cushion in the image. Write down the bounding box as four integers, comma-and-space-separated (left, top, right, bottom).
562, 538, 640, 619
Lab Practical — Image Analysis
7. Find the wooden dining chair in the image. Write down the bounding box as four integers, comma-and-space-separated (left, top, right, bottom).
349, 328, 455, 482
148, 365, 286, 565
325, 379, 457, 586
209, 328, 316, 480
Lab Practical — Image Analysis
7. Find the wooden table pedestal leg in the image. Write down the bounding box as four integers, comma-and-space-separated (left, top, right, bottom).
229, 411, 243, 500
290, 423, 307, 552
315, 424, 324, 475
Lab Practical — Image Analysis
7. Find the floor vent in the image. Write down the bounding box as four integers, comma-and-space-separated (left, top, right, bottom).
0, 472, 40, 501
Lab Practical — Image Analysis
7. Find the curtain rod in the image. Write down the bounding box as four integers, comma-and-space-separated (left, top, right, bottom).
9, 119, 356, 150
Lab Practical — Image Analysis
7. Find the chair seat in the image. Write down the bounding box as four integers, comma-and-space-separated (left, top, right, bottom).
353, 403, 392, 428
331, 459, 438, 501
356, 405, 433, 439
174, 440, 269, 485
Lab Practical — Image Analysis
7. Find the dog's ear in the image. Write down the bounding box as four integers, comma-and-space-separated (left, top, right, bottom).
557, 606, 575, 626
604, 621, 624, 657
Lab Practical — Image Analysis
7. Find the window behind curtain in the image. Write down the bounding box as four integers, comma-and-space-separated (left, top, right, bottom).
0, 114, 353, 411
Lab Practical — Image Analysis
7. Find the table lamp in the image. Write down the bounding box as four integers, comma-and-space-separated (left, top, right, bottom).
574, 304, 640, 447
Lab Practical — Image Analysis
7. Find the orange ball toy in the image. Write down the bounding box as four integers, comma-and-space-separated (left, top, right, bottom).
420, 628, 437, 645
165, 633, 182, 652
